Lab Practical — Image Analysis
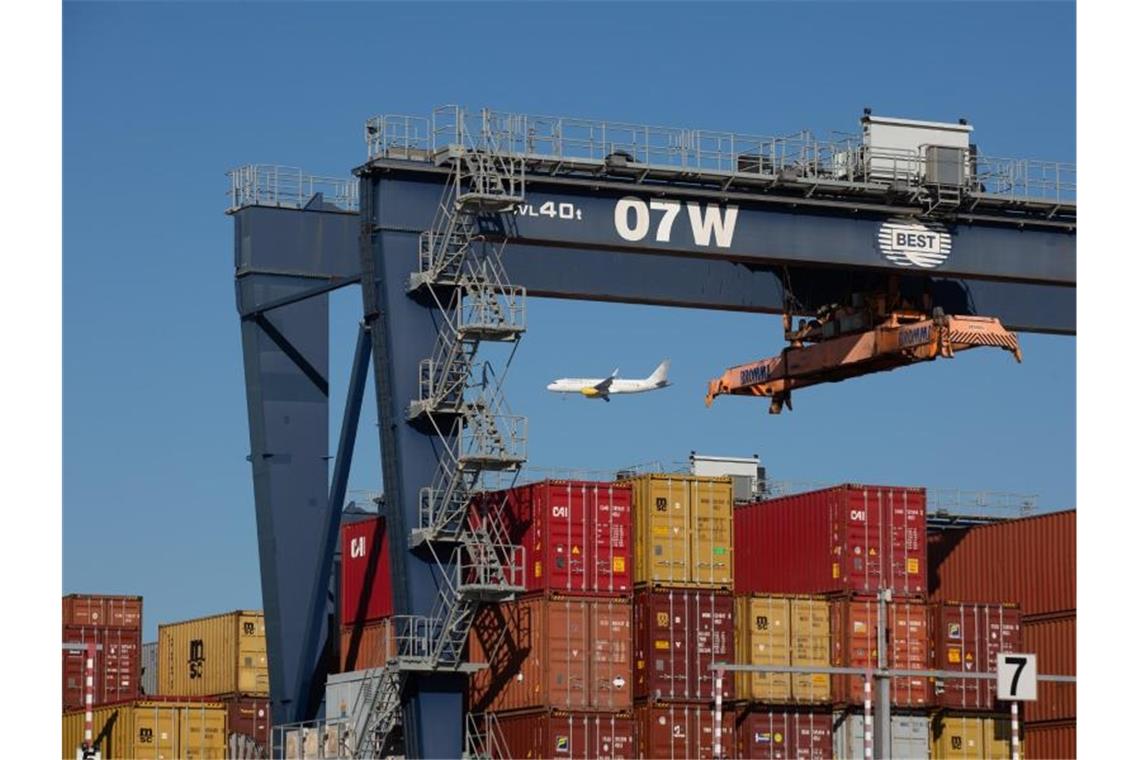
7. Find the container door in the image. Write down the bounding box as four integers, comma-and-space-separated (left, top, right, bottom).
639, 477, 690, 585
689, 478, 733, 587
592, 483, 632, 594
543, 482, 590, 592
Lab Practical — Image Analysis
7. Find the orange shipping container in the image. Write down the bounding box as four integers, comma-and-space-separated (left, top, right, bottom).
635, 702, 736, 760
491, 710, 636, 759
157, 611, 268, 697
1024, 720, 1075, 760
468, 593, 632, 713
830, 597, 932, 707
63, 594, 143, 629
1022, 614, 1076, 723
339, 617, 397, 672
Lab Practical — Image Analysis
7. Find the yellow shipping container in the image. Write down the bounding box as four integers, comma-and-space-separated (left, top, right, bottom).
158, 610, 268, 697
734, 595, 791, 701
789, 597, 830, 702
931, 714, 1015, 759
625, 473, 734, 588
62, 699, 226, 759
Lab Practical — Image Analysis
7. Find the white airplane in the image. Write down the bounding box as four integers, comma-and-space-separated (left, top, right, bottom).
546, 360, 671, 402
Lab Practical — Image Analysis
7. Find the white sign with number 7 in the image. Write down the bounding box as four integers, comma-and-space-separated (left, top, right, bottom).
997, 653, 1038, 701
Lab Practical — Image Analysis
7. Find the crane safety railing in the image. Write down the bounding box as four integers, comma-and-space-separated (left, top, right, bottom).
364, 106, 1075, 204
227, 164, 359, 213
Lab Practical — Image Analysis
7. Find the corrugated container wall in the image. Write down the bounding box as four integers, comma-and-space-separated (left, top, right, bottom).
218, 693, 272, 754
63, 625, 141, 710
140, 641, 157, 696
340, 617, 396, 672
928, 510, 1075, 616
157, 611, 268, 697
635, 702, 736, 760
492, 710, 637, 760
1024, 721, 1075, 760
624, 474, 734, 588
831, 598, 932, 707
339, 517, 393, 627
736, 709, 832, 759
63, 594, 143, 629
930, 714, 1014, 759
634, 588, 734, 702
734, 595, 830, 704
933, 603, 1022, 710
468, 593, 633, 713
734, 485, 926, 598
832, 711, 931, 760
477, 480, 633, 595
62, 698, 227, 759
1022, 614, 1076, 723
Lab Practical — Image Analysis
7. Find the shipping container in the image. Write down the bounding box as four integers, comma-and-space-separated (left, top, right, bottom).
634, 588, 734, 702
62, 698, 227, 759
140, 641, 157, 696
736, 708, 832, 759
624, 474, 734, 588
832, 711, 930, 760
339, 618, 397, 672
928, 510, 1075, 617
216, 693, 271, 756
831, 597, 932, 707
62, 625, 141, 710
933, 602, 1022, 710
635, 702, 736, 759
492, 710, 636, 759
734, 595, 830, 703
157, 610, 268, 697
1023, 614, 1076, 723
1024, 720, 1075, 760
931, 713, 1014, 759
339, 517, 393, 627
468, 593, 633, 713
63, 594, 143, 629
735, 485, 927, 598
476, 480, 633, 595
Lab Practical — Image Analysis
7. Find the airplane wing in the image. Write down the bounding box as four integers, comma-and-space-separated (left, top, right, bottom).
592, 374, 616, 393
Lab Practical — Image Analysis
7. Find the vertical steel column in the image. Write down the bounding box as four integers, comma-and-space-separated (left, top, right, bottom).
874, 590, 892, 760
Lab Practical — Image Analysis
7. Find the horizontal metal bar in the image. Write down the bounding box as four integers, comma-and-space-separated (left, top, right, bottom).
709, 663, 1076, 683
239, 275, 362, 319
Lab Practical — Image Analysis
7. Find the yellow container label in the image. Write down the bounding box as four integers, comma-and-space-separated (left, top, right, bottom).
948, 647, 961, 663
907, 557, 920, 574
654, 640, 670, 651
832, 562, 841, 579
534, 560, 543, 578
613, 556, 625, 573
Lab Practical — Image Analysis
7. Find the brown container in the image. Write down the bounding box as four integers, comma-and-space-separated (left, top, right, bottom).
216, 693, 271, 753
157, 610, 268, 697
933, 602, 1022, 710
634, 588, 734, 702
62, 697, 227, 759
928, 510, 1075, 616
492, 709, 637, 759
468, 593, 633, 713
734, 595, 831, 704
831, 597, 932, 707
635, 702, 736, 759
63, 594, 143, 629
1024, 720, 1075, 760
735, 708, 833, 759
930, 713, 1014, 759
339, 617, 397, 672
1022, 613, 1076, 723
62, 625, 141, 710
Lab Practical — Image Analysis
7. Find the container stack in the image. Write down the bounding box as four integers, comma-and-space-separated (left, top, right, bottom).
338, 515, 395, 672
62, 594, 143, 711
733, 484, 932, 759
468, 480, 637, 759
929, 510, 1076, 759
623, 473, 736, 760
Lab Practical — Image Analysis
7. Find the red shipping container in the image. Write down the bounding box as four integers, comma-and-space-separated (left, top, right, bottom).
633, 588, 734, 702
928, 510, 1074, 617
216, 693, 271, 754
1024, 720, 1075, 760
476, 480, 632, 595
339, 517, 393, 627
831, 598, 932, 707
468, 593, 633, 713
62, 626, 141, 710
63, 594, 143, 629
735, 485, 927, 598
635, 702, 736, 760
933, 602, 1022, 709
492, 710, 636, 759
736, 709, 832, 759
339, 618, 397, 672
1022, 614, 1076, 723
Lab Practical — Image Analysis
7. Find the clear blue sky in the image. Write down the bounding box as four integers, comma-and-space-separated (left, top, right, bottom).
63, 1, 1075, 640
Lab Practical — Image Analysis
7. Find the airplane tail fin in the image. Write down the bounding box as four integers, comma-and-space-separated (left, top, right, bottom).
648, 359, 670, 384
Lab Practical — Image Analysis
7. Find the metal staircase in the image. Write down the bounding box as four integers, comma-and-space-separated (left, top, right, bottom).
359, 107, 529, 757
463, 713, 510, 760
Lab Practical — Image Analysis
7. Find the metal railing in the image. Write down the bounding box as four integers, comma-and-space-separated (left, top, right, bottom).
273, 717, 354, 759
365, 106, 1075, 204
227, 164, 359, 213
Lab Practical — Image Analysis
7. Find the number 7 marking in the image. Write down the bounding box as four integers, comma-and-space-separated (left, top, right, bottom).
1007, 656, 1027, 695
